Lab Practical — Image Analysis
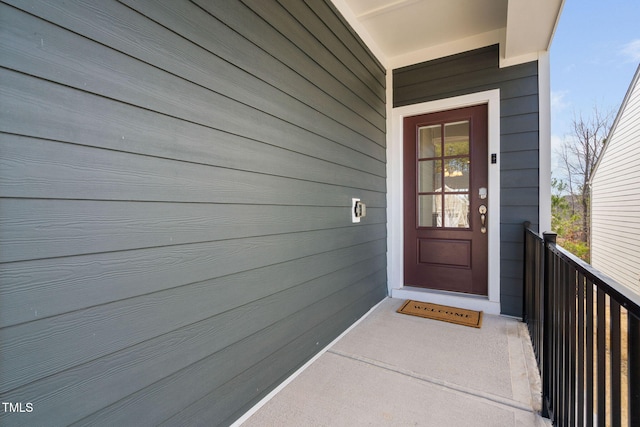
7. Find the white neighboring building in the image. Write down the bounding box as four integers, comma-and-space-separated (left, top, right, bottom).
590, 64, 640, 295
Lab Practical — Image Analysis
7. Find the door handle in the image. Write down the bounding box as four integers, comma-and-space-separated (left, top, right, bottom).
479, 205, 487, 234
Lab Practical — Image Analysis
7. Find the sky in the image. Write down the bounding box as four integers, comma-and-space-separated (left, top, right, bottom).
549, 0, 640, 174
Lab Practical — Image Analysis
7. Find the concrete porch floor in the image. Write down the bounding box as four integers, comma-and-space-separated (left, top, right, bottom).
238, 297, 550, 427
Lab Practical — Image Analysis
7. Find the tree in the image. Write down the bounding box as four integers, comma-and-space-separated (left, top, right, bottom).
557, 106, 613, 243
551, 176, 589, 260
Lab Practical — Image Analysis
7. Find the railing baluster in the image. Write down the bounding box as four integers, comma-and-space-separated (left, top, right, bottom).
568, 265, 577, 427
586, 279, 594, 427
542, 231, 555, 420
610, 300, 621, 427
561, 259, 569, 426
630, 313, 640, 426
597, 288, 606, 427
549, 249, 562, 425
524, 226, 531, 325
536, 237, 543, 366
577, 272, 585, 427
556, 254, 563, 426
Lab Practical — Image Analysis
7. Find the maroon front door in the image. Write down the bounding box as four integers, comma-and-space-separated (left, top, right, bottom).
403, 104, 488, 295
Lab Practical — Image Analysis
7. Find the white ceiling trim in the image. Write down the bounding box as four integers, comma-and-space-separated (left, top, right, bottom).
331, 0, 564, 71
354, 0, 422, 20
505, 0, 565, 59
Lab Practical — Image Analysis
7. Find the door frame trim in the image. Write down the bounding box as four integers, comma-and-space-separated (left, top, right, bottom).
388, 89, 501, 314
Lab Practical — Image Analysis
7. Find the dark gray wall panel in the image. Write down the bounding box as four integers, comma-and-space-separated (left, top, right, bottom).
501, 151, 539, 169
501, 132, 540, 152
236, 0, 385, 109
194, 0, 385, 120
501, 187, 539, 207
393, 46, 497, 86
393, 44, 538, 317
76, 271, 387, 427
501, 169, 540, 188
165, 275, 387, 427
0, 243, 385, 390
502, 259, 526, 282
301, 0, 386, 86
0, 198, 386, 263
1, 224, 386, 330
0, 133, 385, 206
501, 295, 522, 317
0, 229, 386, 393
501, 95, 539, 116
0, 5, 385, 163
3, 259, 386, 425
0, 0, 386, 424
501, 113, 539, 135
0, 83, 385, 180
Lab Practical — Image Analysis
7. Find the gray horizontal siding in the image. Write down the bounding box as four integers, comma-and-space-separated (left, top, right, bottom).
1, 76, 384, 179
136, 273, 386, 427
1, 5, 385, 168
394, 44, 539, 317
0, 0, 386, 425
0, 198, 386, 264
0, 132, 385, 206
0, 225, 386, 331
242, 0, 386, 110
3, 259, 387, 425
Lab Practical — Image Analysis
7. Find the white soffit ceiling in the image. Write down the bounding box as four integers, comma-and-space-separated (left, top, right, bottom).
505, 0, 564, 60
333, 0, 564, 69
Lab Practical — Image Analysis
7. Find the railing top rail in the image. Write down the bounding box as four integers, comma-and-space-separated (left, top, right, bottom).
524, 223, 640, 319
524, 223, 543, 242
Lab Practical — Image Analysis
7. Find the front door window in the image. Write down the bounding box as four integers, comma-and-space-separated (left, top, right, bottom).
418, 121, 470, 228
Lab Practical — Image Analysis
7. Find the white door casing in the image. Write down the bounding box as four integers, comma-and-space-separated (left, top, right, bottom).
387, 89, 501, 315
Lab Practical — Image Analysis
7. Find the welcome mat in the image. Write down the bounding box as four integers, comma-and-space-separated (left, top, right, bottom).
397, 300, 483, 328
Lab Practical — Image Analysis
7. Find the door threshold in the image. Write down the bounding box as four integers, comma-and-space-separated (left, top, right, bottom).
391, 286, 501, 315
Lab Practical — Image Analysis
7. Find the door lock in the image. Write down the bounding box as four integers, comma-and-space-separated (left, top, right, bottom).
479, 187, 487, 200
479, 204, 487, 234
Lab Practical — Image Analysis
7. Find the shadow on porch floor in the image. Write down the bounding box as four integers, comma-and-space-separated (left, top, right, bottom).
239, 297, 550, 427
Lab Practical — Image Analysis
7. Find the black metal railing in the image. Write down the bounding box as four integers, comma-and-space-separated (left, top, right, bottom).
523, 222, 640, 427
